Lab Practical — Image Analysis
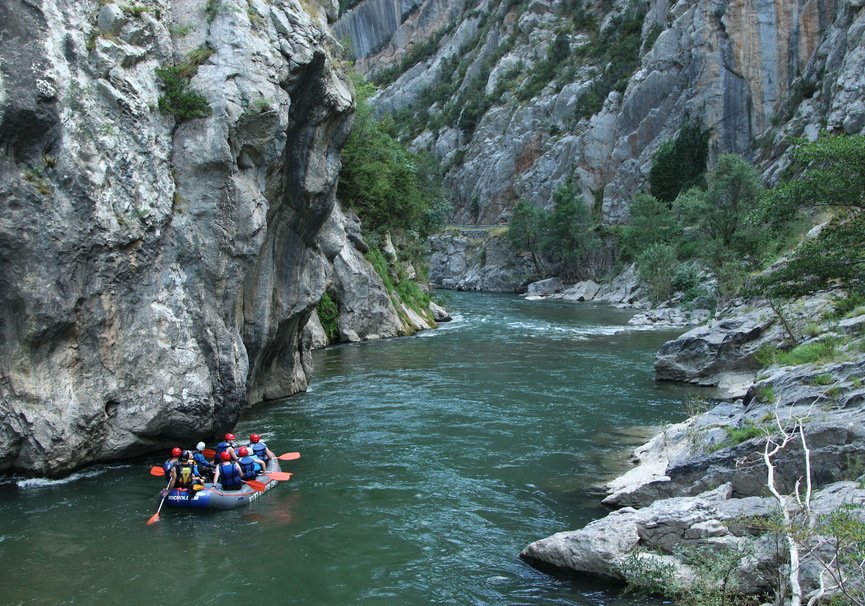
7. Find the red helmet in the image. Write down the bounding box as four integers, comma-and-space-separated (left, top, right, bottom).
238, 447, 249, 457
225, 433, 235, 441
171, 447, 182, 457
250, 434, 260, 443
220, 451, 231, 461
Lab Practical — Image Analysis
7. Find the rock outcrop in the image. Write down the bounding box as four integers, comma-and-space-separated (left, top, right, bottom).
523, 297, 865, 599
0, 0, 421, 476
428, 227, 536, 291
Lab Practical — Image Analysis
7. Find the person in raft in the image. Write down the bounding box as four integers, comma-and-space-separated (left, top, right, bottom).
212, 451, 244, 491
191, 441, 214, 480
167, 451, 204, 498
163, 447, 182, 475
214, 433, 238, 461
237, 447, 266, 480
249, 433, 276, 462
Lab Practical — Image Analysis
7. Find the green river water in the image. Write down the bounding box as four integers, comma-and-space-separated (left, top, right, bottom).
0, 292, 698, 605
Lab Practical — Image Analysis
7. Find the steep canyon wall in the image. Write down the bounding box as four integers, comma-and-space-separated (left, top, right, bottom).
0, 0, 404, 476
337, 0, 865, 228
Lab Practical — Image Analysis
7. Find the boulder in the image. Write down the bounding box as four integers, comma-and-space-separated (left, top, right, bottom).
594, 265, 641, 304
561, 280, 600, 301
654, 308, 778, 385
526, 277, 563, 297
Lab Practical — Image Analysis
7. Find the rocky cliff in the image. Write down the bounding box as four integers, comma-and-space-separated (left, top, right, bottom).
337, 0, 865, 287
0, 0, 422, 476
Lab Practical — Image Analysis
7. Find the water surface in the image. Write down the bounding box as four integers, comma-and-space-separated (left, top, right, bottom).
0, 292, 697, 604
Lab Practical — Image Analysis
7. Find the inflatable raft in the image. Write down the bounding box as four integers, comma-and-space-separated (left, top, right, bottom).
161, 458, 283, 510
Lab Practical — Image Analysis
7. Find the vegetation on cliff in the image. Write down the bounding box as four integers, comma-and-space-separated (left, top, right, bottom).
335, 73, 449, 333
339, 74, 451, 249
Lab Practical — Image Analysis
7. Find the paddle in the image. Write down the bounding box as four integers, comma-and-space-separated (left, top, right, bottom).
202, 448, 216, 458
243, 479, 267, 492
147, 481, 171, 525
265, 471, 292, 481
150, 466, 166, 477
277, 452, 301, 461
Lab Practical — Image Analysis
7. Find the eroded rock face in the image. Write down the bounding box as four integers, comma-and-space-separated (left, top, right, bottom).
0, 0, 359, 475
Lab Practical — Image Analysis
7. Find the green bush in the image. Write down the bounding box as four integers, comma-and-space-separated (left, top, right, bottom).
155, 49, 213, 121
316, 293, 340, 344
636, 243, 677, 303
754, 344, 780, 367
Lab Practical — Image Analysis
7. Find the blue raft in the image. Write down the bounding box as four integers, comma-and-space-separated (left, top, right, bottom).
161, 458, 283, 510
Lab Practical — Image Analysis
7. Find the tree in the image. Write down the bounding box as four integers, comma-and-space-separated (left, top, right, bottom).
508, 200, 547, 273
543, 180, 597, 280
619, 192, 680, 260
675, 154, 764, 269
758, 135, 865, 297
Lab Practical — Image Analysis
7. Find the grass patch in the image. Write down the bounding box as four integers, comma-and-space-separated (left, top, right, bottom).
775, 338, 841, 366
810, 373, 834, 386
724, 422, 764, 445
756, 385, 776, 403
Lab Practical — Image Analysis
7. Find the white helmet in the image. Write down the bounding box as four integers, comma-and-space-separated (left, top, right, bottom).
196, 441, 206, 451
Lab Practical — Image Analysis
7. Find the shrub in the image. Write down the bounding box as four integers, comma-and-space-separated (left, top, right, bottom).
156, 63, 211, 122
636, 243, 677, 303
316, 293, 339, 344
755, 344, 780, 367
810, 373, 834, 386
756, 385, 776, 403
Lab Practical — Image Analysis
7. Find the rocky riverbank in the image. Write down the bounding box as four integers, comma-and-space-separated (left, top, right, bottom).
520, 293, 865, 600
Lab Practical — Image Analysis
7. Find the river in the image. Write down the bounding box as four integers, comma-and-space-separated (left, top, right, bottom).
0, 292, 697, 605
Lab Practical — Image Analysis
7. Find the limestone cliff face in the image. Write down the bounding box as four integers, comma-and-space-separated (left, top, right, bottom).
337, 0, 865, 229
0, 0, 399, 476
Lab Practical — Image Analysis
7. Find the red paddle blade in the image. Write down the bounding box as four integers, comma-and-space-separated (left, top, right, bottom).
202, 449, 216, 458
277, 452, 301, 461
244, 480, 267, 492
146, 513, 160, 525
266, 471, 292, 481
150, 466, 166, 476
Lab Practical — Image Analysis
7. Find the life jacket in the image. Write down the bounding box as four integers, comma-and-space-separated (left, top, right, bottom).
238, 456, 258, 481
251, 442, 268, 460
175, 462, 196, 488
193, 451, 212, 471
218, 461, 242, 490
214, 441, 232, 457
163, 458, 178, 475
